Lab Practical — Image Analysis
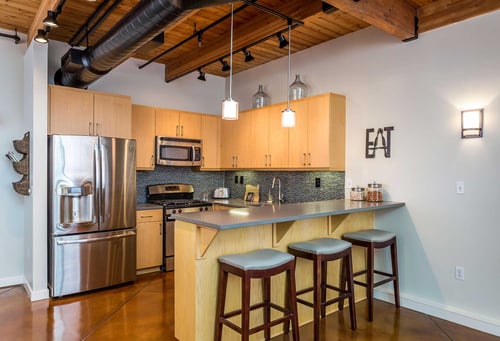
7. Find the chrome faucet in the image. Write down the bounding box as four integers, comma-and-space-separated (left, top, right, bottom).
272, 176, 284, 203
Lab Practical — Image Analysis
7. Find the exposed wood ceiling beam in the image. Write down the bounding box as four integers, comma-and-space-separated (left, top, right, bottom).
418, 0, 500, 33
323, 0, 416, 40
27, 0, 59, 46
164, 0, 322, 82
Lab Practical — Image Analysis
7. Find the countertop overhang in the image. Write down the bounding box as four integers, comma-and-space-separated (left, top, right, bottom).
172, 200, 405, 230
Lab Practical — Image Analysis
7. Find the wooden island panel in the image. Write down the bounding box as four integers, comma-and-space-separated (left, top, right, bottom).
175, 210, 374, 341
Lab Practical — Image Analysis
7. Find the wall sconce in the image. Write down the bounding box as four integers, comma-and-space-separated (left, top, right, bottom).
461, 109, 483, 138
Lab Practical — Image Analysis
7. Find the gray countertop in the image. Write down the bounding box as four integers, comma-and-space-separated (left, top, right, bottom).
172, 200, 405, 230
136, 203, 163, 211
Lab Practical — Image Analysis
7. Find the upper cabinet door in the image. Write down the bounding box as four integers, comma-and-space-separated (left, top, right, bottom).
155, 108, 179, 137
94, 93, 132, 138
179, 111, 201, 139
200, 114, 220, 170
132, 104, 156, 170
288, 99, 309, 168
49, 85, 94, 135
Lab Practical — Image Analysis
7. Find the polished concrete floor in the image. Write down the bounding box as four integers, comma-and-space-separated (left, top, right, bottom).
0, 271, 497, 341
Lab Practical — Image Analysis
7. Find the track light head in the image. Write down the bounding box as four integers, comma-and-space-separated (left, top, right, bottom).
220, 59, 230, 72
34, 28, 49, 44
197, 32, 203, 47
43, 10, 59, 28
197, 68, 206, 81
243, 48, 254, 62
277, 32, 288, 49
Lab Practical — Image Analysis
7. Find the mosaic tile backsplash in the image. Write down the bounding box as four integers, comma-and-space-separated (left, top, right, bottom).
137, 166, 345, 204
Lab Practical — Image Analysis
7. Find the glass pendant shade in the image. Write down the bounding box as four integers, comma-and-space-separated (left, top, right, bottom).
281, 108, 296, 127
289, 74, 307, 100
252, 84, 271, 108
222, 98, 239, 120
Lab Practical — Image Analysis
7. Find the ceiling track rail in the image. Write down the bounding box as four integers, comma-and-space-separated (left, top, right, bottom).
69, 0, 121, 47
241, 0, 304, 26
0, 29, 21, 44
138, 3, 250, 69
166, 22, 302, 83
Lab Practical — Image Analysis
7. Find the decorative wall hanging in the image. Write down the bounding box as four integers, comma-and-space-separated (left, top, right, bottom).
5, 132, 31, 195
365, 126, 394, 158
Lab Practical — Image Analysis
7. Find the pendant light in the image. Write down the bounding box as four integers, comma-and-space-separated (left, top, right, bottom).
221, 3, 239, 120
281, 23, 295, 127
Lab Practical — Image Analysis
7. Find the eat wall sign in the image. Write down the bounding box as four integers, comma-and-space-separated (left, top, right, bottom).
365, 126, 394, 158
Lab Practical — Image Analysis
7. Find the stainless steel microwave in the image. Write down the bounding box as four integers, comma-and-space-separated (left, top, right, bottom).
156, 137, 202, 166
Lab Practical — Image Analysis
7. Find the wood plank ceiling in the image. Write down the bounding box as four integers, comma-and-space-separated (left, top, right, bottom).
1, 0, 499, 84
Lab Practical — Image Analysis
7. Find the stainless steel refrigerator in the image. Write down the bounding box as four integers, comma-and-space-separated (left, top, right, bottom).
48, 135, 137, 297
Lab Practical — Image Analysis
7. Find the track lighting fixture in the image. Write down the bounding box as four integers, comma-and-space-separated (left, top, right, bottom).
43, 10, 59, 28
243, 48, 254, 62
220, 58, 230, 72
277, 32, 288, 49
197, 68, 206, 81
34, 27, 50, 44
197, 32, 203, 47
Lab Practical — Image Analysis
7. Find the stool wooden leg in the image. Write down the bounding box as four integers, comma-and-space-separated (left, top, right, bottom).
367, 245, 375, 322
287, 265, 300, 341
242, 274, 251, 341
313, 257, 321, 341
338, 257, 347, 311
320, 258, 327, 318
391, 240, 400, 308
263, 277, 271, 340
345, 251, 357, 330
214, 268, 228, 341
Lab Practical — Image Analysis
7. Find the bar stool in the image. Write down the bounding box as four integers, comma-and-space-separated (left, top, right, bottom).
214, 248, 300, 341
287, 238, 356, 341
342, 229, 400, 321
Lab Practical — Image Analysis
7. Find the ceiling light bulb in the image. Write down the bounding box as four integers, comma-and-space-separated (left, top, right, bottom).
34, 29, 49, 44
43, 11, 59, 28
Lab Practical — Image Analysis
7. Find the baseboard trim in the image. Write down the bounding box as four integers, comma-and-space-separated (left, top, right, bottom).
0, 275, 24, 288
374, 288, 500, 337
22, 278, 49, 302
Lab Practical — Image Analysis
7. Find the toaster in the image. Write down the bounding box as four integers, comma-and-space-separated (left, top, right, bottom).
213, 187, 230, 199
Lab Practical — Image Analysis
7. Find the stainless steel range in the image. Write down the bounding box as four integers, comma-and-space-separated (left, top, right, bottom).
146, 183, 212, 271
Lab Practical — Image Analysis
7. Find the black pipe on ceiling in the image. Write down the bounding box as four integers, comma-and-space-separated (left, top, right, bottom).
55, 0, 235, 88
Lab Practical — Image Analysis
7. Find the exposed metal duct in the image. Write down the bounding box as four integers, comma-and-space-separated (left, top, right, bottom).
55, 0, 235, 88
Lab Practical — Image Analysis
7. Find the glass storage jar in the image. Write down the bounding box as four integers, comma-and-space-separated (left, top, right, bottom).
350, 186, 366, 201
252, 84, 271, 108
366, 182, 383, 202
289, 74, 307, 100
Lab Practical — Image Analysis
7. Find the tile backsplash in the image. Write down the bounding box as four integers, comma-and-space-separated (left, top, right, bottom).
137, 166, 345, 203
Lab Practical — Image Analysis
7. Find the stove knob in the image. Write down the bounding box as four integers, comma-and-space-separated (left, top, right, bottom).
172, 209, 177, 214
178, 208, 183, 213
199, 207, 203, 212
204, 206, 209, 211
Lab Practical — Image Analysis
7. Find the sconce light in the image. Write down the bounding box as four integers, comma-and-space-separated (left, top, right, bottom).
34, 27, 50, 44
197, 68, 206, 81
461, 109, 483, 138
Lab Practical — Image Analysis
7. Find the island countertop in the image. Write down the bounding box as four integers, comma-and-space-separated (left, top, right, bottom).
172, 199, 405, 230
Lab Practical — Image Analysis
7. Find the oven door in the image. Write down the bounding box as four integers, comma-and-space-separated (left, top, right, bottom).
156, 137, 202, 166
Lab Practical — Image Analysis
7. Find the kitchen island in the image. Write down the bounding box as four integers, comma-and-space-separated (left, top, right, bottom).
173, 200, 405, 341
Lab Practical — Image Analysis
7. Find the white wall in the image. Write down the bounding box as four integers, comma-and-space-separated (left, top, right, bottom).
231, 12, 500, 335
0, 30, 27, 287
48, 41, 226, 114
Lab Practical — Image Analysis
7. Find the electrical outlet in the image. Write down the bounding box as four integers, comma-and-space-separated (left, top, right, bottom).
455, 266, 465, 280
456, 181, 465, 194
346, 178, 352, 189
240, 176, 244, 184
234, 176, 238, 184
315, 178, 321, 188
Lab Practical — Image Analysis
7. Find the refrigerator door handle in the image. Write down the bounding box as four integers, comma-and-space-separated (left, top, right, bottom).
94, 143, 102, 224
56, 231, 136, 245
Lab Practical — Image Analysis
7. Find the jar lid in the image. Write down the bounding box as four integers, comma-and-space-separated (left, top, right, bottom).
351, 186, 365, 192
368, 182, 382, 188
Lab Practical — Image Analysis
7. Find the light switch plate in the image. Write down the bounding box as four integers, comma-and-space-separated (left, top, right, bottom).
456, 181, 465, 194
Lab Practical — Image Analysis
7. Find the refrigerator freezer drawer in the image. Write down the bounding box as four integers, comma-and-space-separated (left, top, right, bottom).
50, 229, 136, 297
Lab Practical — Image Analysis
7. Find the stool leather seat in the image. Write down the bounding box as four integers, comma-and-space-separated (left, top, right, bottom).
288, 238, 352, 255
342, 230, 395, 243
219, 248, 294, 270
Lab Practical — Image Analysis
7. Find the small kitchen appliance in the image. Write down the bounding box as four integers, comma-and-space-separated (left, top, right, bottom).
146, 183, 212, 271
213, 187, 230, 199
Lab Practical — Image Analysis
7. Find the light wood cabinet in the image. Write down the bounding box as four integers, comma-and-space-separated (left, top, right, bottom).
200, 114, 220, 170
220, 111, 252, 169
136, 209, 163, 270
155, 108, 201, 139
249, 105, 288, 168
288, 93, 345, 170
132, 104, 156, 170
48, 85, 131, 138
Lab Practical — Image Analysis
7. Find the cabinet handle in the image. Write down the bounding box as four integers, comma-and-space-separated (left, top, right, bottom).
88, 122, 92, 136
181, 125, 184, 136
159, 222, 162, 235
141, 215, 153, 218
176, 125, 179, 136
264, 155, 268, 167
202, 156, 205, 167
96, 123, 100, 136
302, 153, 307, 166
269, 154, 271, 167
308, 152, 311, 166
151, 155, 154, 167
